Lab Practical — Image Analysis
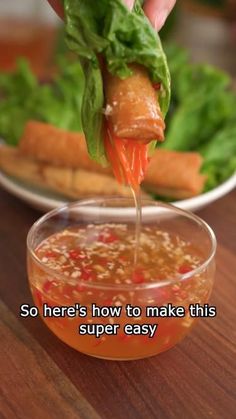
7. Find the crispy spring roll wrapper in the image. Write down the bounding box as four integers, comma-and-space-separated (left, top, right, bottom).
0, 146, 142, 199
19, 121, 110, 173
143, 149, 207, 199
18, 121, 206, 199
104, 65, 165, 142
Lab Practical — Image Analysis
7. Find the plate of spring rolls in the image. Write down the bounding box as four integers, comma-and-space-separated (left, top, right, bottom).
0, 1, 235, 212
0, 120, 235, 213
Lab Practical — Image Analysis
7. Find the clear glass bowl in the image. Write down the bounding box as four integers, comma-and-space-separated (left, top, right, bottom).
27, 198, 216, 361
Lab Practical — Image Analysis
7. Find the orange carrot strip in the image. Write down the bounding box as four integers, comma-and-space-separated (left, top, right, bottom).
114, 138, 136, 186
104, 125, 149, 188
104, 130, 124, 184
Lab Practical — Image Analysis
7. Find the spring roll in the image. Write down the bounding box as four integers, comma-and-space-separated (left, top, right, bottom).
0, 145, 136, 199
19, 121, 109, 173
143, 149, 207, 199
104, 65, 165, 142
18, 121, 206, 199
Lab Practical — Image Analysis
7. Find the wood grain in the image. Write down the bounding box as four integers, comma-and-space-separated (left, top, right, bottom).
0, 188, 236, 419
0, 301, 100, 419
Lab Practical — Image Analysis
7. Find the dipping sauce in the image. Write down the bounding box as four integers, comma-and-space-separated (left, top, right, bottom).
28, 223, 214, 360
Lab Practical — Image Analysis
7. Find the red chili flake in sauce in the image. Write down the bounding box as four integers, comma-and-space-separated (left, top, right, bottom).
45, 250, 57, 258
98, 258, 108, 268
42, 280, 58, 294
98, 229, 118, 244
69, 249, 86, 260
132, 269, 145, 284
178, 265, 192, 274
81, 267, 95, 281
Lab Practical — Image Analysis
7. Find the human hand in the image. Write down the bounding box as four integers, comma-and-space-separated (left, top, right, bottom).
126, 0, 176, 30
47, 0, 64, 19
47, 0, 176, 31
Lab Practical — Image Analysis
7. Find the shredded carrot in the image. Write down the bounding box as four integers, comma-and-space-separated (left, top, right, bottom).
104, 129, 124, 184
105, 124, 149, 189
114, 138, 137, 187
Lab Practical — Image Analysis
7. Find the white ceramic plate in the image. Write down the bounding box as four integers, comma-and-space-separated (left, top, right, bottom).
0, 170, 235, 213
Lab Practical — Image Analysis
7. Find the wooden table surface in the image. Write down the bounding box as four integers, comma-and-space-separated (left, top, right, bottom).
0, 188, 236, 419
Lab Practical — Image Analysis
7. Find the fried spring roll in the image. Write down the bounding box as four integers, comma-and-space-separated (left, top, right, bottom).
0, 146, 136, 199
18, 121, 206, 199
105, 65, 165, 142
19, 121, 109, 173
143, 149, 207, 199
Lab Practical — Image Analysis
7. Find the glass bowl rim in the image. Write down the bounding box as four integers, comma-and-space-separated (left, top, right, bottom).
27, 197, 217, 290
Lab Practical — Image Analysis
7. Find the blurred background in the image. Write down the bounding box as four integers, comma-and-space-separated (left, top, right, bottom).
0, 0, 235, 77
0, 0, 61, 77
165, 0, 236, 76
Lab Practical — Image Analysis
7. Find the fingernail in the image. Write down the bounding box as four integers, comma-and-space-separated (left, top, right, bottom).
126, 0, 134, 10
154, 10, 168, 31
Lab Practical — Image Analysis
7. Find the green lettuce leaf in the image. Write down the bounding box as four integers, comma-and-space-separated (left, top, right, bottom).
163, 64, 235, 151
163, 44, 236, 192
200, 124, 236, 189
0, 59, 85, 145
64, 0, 170, 163
0, 60, 38, 145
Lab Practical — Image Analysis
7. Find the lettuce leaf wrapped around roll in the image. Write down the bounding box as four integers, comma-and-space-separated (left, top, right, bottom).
64, 0, 170, 164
